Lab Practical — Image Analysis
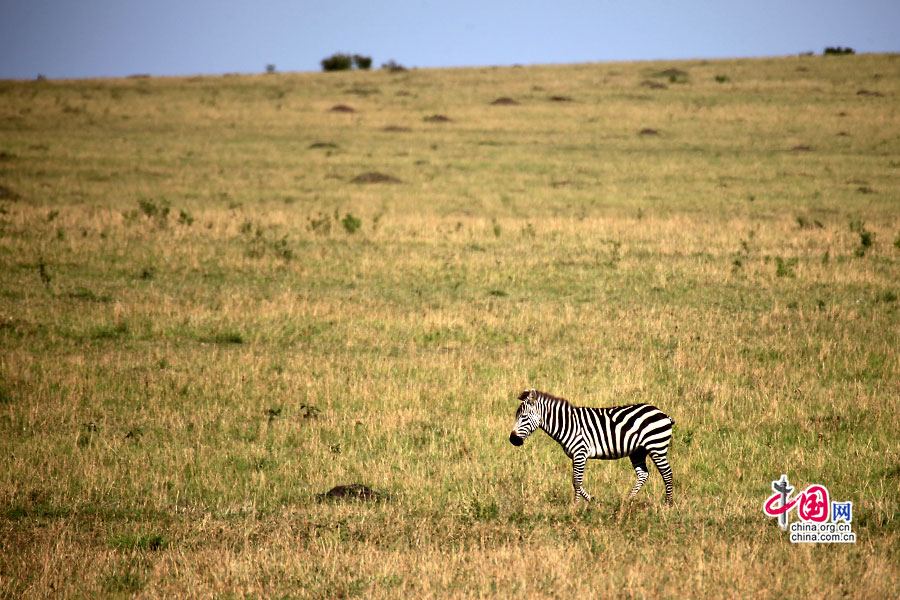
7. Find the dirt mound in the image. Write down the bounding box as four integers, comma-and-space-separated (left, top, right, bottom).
490, 97, 519, 105
424, 114, 452, 123
791, 145, 812, 151
308, 141, 339, 149
329, 104, 356, 113
655, 68, 688, 79
350, 172, 403, 184
549, 95, 572, 102
345, 86, 378, 96
0, 184, 21, 200
317, 484, 386, 502
639, 128, 659, 136
641, 80, 668, 89
383, 125, 412, 132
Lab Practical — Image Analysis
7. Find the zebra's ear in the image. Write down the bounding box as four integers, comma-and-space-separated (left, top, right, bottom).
517, 388, 537, 403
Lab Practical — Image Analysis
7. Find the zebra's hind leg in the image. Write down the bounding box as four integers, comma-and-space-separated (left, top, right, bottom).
649, 450, 674, 504
627, 450, 650, 499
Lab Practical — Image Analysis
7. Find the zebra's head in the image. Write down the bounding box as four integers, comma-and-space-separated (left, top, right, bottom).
509, 389, 540, 446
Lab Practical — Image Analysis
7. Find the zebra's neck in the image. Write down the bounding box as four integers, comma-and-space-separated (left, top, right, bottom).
536, 394, 578, 449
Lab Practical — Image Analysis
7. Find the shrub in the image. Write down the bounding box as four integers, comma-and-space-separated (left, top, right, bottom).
321, 53, 373, 71
824, 46, 855, 55
341, 213, 362, 234
321, 53, 353, 72
137, 198, 170, 227
850, 220, 874, 256
381, 60, 407, 73
352, 55, 372, 70
775, 256, 797, 278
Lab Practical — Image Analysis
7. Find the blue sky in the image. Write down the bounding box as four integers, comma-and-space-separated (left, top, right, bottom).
1, 1, 897, 79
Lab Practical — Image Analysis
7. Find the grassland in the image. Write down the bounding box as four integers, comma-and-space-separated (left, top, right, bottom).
1, 53, 899, 598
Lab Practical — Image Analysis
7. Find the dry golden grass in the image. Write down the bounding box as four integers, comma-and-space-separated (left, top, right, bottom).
1, 54, 899, 598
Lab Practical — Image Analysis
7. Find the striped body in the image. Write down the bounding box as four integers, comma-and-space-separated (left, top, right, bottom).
510, 389, 675, 504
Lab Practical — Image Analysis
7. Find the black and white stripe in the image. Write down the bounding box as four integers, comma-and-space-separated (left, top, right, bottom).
509, 389, 675, 504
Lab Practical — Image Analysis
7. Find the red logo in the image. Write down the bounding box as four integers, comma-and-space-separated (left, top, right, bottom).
764, 482, 830, 523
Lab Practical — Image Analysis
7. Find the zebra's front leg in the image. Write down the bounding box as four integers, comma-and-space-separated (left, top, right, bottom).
572, 454, 593, 503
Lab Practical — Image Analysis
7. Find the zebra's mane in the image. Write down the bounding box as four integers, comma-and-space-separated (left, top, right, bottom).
520, 389, 646, 412
519, 389, 573, 408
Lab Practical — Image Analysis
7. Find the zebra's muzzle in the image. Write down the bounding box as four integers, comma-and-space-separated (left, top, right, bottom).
509, 432, 524, 446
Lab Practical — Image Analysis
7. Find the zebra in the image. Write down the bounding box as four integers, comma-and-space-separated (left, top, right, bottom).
509, 389, 675, 504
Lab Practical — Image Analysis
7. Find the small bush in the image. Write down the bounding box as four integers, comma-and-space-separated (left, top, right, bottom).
714, 75, 730, 83
321, 53, 353, 72
381, 60, 407, 73
850, 220, 874, 256
137, 198, 170, 226
824, 46, 855, 55
322, 53, 373, 71
341, 213, 362, 234
775, 256, 798, 278
352, 55, 372, 70
138, 198, 166, 218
